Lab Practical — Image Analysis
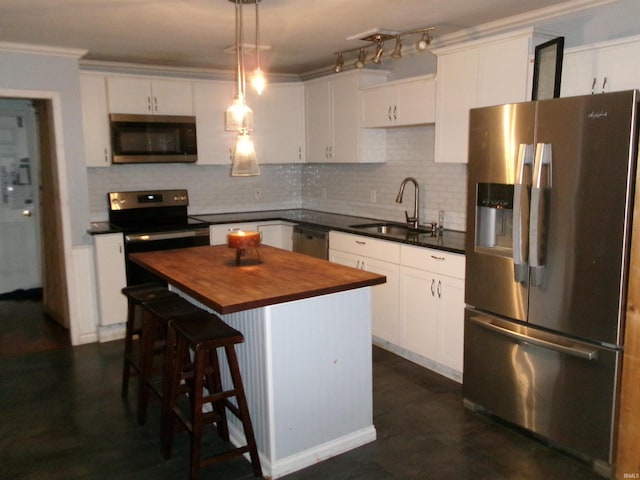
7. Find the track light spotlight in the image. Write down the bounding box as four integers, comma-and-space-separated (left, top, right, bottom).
416, 30, 432, 51
371, 41, 384, 64
334, 52, 344, 73
354, 48, 366, 69
390, 36, 402, 59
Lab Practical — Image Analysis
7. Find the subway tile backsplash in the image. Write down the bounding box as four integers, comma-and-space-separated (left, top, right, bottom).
88, 125, 467, 231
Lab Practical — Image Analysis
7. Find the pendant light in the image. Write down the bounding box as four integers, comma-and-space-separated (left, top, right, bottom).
226, 0, 260, 177
250, 0, 266, 95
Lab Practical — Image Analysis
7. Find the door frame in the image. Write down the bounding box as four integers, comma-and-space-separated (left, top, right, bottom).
0, 87, 76, 343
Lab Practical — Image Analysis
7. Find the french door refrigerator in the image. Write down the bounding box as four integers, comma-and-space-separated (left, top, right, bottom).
463, 90, 639, 474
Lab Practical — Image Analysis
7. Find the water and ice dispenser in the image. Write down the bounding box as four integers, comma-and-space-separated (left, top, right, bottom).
475, 183, 514, 254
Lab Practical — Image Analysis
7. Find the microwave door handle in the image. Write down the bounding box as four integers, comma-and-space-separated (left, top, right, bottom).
512, 143, 533, 283
529, 143, 552, 287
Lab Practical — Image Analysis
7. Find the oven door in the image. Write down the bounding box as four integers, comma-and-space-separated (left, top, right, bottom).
124, 229, 210, 285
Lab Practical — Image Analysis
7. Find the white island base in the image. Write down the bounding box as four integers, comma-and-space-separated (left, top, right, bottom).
177, 287, 376, 479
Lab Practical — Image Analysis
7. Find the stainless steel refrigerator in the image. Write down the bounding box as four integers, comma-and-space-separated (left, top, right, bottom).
463, 90, 639, 474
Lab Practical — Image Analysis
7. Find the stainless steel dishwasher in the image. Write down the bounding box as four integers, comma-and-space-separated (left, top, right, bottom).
292, 225, 329, 260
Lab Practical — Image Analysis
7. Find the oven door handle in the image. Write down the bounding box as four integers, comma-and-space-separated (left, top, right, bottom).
125, 229, 209, 243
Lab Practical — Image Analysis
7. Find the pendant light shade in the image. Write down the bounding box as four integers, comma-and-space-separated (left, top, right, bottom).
231, 131, 260, 176
250, 0, 267, 95
225, 93, 254, 132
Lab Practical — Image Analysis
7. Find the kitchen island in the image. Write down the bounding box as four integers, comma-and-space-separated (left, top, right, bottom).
130, 244, 386, 478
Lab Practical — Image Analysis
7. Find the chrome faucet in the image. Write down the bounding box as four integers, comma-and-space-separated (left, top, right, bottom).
395, 177, 420, 230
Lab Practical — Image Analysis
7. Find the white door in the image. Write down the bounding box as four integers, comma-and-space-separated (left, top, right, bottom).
0, 101, 41, 295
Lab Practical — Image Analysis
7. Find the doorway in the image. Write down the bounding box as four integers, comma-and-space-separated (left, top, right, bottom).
0, 97, 70, 354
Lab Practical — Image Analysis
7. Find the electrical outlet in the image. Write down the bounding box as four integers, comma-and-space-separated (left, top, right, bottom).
369, 189, 377, 203
321, 187, 327, 199
254, 188, 261, 200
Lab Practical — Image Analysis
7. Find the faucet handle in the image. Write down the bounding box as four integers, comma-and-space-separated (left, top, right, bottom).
404, 210, 411, 223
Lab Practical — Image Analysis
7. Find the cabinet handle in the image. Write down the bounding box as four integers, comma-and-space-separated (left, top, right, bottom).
356, 259, 360, 269
430, 278, 436, 297
591, 78, 597, 95
153, 96, 158, 112
104, 147, 109, 164
393, 105, 397, 120
355, 240, 366, 245
361, 260, 365, 270
601, 77, 608, 93
298, 146, 302, 160
387, 106, 392, 122
437, 280, 442, 299
147, 96, 152, 112
430, 255, 445, 261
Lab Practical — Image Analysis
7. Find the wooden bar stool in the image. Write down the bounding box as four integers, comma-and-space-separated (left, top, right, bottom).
120, 283, 177, 398
162, 312, 262, 480
136, 296, 205, 425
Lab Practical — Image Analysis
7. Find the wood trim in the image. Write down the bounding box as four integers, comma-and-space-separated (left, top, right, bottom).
615, 164, 640, 478
36, 100, 70, 328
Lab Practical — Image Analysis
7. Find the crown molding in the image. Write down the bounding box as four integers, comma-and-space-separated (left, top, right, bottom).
0, 42, 87, 58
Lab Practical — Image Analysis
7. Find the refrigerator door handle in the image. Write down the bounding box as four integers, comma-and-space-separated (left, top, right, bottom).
469, 315, 599, 361
512, 143, 533, 283
529, 143, 552, 287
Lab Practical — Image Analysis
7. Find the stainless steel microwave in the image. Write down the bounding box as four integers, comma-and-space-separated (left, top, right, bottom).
109, 114, 197, 164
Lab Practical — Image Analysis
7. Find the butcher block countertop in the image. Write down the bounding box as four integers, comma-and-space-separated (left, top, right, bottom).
130, 244, 386, 314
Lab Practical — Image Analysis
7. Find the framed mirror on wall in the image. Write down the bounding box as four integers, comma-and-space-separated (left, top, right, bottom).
531, 37, 564, 101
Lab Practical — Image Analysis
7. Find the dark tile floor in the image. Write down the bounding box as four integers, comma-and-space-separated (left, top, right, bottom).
0, 299, 604, 480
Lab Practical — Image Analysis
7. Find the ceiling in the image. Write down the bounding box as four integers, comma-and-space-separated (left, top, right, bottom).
1, 0, 572, 76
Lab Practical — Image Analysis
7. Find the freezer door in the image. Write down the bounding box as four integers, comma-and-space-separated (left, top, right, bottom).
528, 91, 637, 345
465, 102, 535, 322
463, 309, 620, 464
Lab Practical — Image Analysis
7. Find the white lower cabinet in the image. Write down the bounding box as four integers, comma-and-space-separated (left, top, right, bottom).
93, 233, 127, 327
329, 231, 400, 344
400, 245, 465, 381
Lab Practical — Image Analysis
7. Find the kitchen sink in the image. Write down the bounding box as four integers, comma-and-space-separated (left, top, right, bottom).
349, 222, 432, 236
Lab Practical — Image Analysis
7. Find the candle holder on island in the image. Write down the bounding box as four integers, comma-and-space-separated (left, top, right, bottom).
227, 230, 261, 266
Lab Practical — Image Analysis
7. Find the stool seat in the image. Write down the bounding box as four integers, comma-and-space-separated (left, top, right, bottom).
163, 312, 262, 479
120, 283, 177, 398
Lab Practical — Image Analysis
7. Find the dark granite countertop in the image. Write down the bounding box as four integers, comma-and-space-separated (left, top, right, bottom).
88, 209, 465, 254
191, 209, 466, 254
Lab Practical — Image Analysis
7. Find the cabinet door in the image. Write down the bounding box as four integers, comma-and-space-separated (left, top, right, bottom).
248, 83, 305, 163
436, 274, 465, 373
329, 248, 400, 344
331, 74, 360, 163
361, 256, 400, 345
400, 266, 439, 360
598, 41, 640, 92
395, 77, 436, 125
209, 223, 258, 245
362, 85, 395, 127
435, 49, 478, 164
193, 81, 234, 165
477, 37, 530, 107
151, 79, 194, 115
80, 74, 111, 167
107, 77, 153, 114
257, 223, 293, 250
561, 49, 597, 97
93, 234, 127, 326
305, 80, 332, 162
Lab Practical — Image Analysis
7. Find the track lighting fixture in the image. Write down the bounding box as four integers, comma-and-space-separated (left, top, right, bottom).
333, 27, 434, 73
334, 52, 344, 73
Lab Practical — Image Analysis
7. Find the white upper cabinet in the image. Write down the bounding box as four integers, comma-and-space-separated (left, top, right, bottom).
247, 82, 305, 164
433, 28, 551, 164
362, 75, 436, 127
561, 36, 640, 97
305, 70, 388, 163
192, 81, 234, 165
80, 73, 111, 167
107, 76, 194, 115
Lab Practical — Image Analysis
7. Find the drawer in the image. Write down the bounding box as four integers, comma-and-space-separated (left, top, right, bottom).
329, 231, 400, 264
400, 244, 465, 278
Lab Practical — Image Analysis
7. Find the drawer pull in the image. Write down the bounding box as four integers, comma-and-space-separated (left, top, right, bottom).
430, 255, 445, 261
356, 240, 366, 245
